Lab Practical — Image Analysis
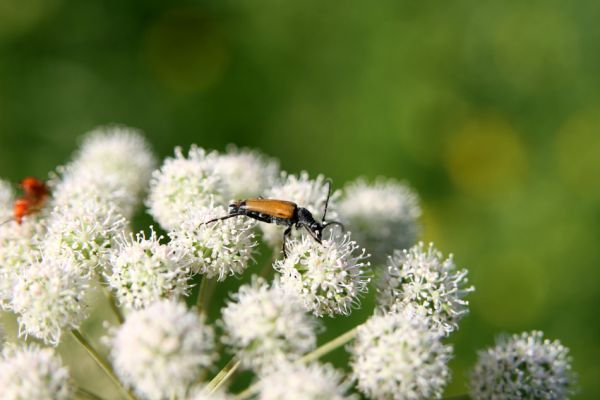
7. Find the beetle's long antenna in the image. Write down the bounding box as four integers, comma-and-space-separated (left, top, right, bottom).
322, 179, 333, 223
199, 213, 241, 226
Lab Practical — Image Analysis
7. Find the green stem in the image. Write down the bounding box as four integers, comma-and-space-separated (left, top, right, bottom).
196, 276, 211, 312
71, 330, 137, 400
208, 358, 241, 393
97, 273, 124, 324
298, 327, 358, 364
207, 357, 240, 392
235, 327, 359, 399
76, 386, 107, 400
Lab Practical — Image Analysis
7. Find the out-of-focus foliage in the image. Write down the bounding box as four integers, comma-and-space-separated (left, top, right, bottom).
1, 1, 598, 398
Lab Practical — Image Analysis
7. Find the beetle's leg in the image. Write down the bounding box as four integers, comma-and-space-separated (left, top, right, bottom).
282, 226, 292, 257
303, 225, 322, 244
199, 213, 241, 226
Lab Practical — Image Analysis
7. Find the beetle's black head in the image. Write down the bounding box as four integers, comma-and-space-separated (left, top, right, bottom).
228, 200, 243, 215
297, 207, 344, 242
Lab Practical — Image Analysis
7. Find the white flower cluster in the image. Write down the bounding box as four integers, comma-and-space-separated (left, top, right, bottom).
110, 300, 216, 400
221, 277, 318, 371
469, 331, 576, 400
350, 310, 452, 400
0, 178, 14, 221
377, 242, 473, 334
275, 233, 370, 317
0, 345, 73, 400
106, 228, 191, 310
11, 257, 89, 346
257, 361, 357, 400
261, 172, 340, 250
169, 206, 257, 280
338, 178, 420, 263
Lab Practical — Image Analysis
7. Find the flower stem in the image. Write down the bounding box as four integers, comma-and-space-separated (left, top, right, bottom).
76, 386, 107, 400
207, 357, 241, 393
103, 286, 125, 324
196, 276, 211, 312
235, 327, 359, 399
71, 329, 137, 400
298, 326, 358, 364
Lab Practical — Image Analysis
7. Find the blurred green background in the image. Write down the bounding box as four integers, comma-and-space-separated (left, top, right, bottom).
1, 0, 599, 398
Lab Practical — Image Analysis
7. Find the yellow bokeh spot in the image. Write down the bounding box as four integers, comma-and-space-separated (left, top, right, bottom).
444, 114, 527, 196
555, 108, 600, 199
143, 7, 229, 94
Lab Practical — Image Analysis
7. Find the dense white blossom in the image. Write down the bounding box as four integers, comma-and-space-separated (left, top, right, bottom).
0, 345, 73, 400
274, 233, 370, 317
338, 178, 420, 262
42, 195, 127, 276
0, 219, 44, 309
0, 178, 14, 221
470, 331, 576, 400
214, 145, 279, 199
377, 242, 473, 334
221, 277, 318, 371
106, 228, 191, 310
187, 385, 233, 400
169, 206, 257, 281
351, 310, 452, 400
257, 361, 357, 400
11, 258, 89, 346
110, 300, 216, 400
147, 146, 226, 231
261, 172, 341, 250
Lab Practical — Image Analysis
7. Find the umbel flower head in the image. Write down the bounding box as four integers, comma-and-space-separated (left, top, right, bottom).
146, 145, 226, 231
261, 172, 341, 249
338, 178, 421, 263
213, 145, 280, 199
110, 300, 216, 400
469, 331, 576, 400
0, 178, 14, 221
11, 257, 89, 346
377, 242, 474, 334
42, 195, 127, 276
106, 228, 191, 310
67, 125, 157, 217
0, 218, 44, 310
274, 232, 370, 317
257, 361, 357, 400
350, 309, 452, 400
0, 345, 73, 400
221, 276, 318, 371
169, 205, 257, 281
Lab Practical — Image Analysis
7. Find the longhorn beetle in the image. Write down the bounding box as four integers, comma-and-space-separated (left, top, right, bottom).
200, 179, 344, 256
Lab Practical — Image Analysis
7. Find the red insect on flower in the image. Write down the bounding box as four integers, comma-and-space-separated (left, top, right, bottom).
1, 177, 50, 225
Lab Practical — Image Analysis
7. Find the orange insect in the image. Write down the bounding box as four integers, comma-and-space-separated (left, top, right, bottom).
1, 177, 49, 225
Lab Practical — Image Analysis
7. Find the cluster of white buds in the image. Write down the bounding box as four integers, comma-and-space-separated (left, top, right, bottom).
0, 130, 580, 400
0, 345, 73, 400
377, 242, 474, 334
274, 233, 370, 317
106, 228, 191, 310
338, 178, 421, 263
220, 277, 318, 371
469, 331, 576, 400
109, 300, 216, 400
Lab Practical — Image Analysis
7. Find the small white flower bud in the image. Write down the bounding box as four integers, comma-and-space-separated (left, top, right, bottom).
147, 146, 226, 231
0, 345, 73, 400
470, 331, 576, 400
221, 277, 318, 371
169, 206, 257, 281
214, 145, 279, 199
11, 258, 89, 346
110, 300, 217, 400
377, 242, 474, 334
274, 233, 370, 317
338, 178, 420, 263
351, 310, 452, 400
106, 228, 191, 310
257, 361, 357, 400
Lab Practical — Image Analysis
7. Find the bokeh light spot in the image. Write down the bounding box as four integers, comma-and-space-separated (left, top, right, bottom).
444, 115, 527, 196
